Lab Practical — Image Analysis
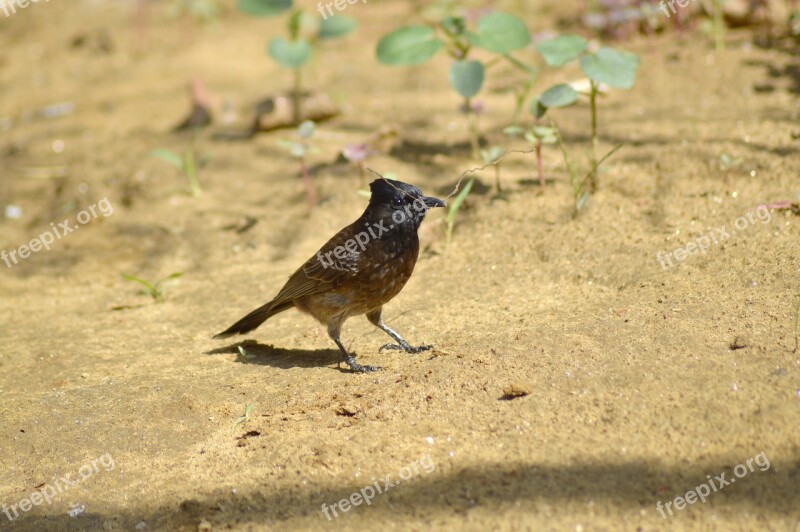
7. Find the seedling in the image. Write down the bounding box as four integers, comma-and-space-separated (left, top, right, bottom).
238, 0, 356, 124
446, 177, 474, 244
149, 142, 204, 197
237, 346, 254, 363
376, 12, 531, 158
719, 153, 743, 171
504, 124, 557, 190
121, 272, 183, 303
554, 123, 621, 216
480, 146, 504, 193
277, 120, 318, 207
231, 402, 254, 432
534, 36, 639, 193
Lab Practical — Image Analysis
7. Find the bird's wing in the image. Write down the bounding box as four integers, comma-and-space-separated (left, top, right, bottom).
268, 223, 363, 305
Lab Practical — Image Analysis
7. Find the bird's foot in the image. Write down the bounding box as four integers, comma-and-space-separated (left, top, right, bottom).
379, 341, 433, 354
338, 353, 382, 373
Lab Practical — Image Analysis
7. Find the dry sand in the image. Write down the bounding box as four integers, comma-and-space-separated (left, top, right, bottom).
0, 1, 798, 530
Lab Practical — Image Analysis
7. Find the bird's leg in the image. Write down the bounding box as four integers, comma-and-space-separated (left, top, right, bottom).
332, 336, 382, 372
376, 325, 433, 353
367, 309, 433, 354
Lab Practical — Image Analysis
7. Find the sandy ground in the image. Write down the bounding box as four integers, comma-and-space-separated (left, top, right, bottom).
0, 1, 799, 530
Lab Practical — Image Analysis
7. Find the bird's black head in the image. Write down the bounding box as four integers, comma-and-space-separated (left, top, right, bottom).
366, 177, 445, 228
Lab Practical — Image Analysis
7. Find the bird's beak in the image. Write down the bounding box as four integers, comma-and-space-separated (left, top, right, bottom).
422, 195, 446, 208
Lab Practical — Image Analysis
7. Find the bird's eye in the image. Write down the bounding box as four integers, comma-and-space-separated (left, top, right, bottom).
392, 197, 404, 207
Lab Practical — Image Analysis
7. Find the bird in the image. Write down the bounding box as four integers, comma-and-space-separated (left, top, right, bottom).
214, 176, 445, 372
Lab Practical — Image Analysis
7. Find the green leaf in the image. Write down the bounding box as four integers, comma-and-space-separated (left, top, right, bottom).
503, 125, 525, 137
536, 35, 587, 67
441, 16, 466, 37
531, 126, 557, 144
580, 47, 640, 89
319, 15, 356, 39
154, 272, 183, 291
449, 60, 484, 98
277, 139, 307, 157
473, 12, 530, 54
529, 97, 547, 119
539, 83, 579, 108
376, 25, 443, 65
297, 120, 315, 139
121, 274, 156, 295
237, 0, 292, 17
231, 403, 254, 431
480, 146, 504, 164
447, 177, 474, 225
237, 346, 253, 363
149, 149, 185, 171
268, 37, 312, 69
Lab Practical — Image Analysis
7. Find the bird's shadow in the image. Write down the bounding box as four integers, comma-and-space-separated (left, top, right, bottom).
206, 340, 347, 371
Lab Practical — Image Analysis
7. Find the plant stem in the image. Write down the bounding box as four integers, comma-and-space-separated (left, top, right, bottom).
512, 78, 534, 126
712, 0, 725, 52
292, 68, 302, 125
465, 98, 480, 159
536, 140, 545, 189
184, 141, 201, 198
495, 163, 501, 193
300, 157, 314, 207
589, 80, 599, 193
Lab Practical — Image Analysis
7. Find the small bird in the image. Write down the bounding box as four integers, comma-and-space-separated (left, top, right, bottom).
215, 177, 445, 372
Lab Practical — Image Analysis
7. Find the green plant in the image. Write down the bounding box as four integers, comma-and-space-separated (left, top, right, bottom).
504, 124, 557, 190
149, 143, 203, 198
446, 177, 474, 244
231, 402, 254, 432
711, 0, 725, 52
277, 120, 318, 207
237, 345, 254, 363
533, 36, 639, 194
554, 123, 621, 216
121, 272, 183, 303
480, 146, 505, 193
719, 153, 743, 171
238, 0, 356, 124
376, 12, 531, 158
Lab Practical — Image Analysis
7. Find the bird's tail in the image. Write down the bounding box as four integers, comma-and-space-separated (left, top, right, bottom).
213, 300, 294, 339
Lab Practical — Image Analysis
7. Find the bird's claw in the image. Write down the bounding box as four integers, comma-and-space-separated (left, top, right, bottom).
352, 363, 382, 373
339, 354, 382, 373
379, 342, 433, 354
